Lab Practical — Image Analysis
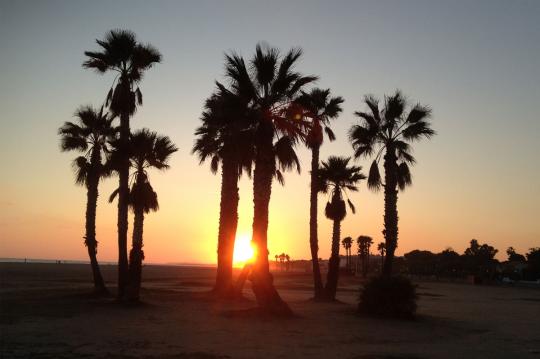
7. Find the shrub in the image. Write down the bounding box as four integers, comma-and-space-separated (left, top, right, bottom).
358, 276, 417, 319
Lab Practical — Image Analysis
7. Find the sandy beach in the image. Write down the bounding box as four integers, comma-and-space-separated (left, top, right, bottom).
1, 262, 539, 358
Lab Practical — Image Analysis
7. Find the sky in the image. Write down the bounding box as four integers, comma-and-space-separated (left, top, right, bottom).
0, 0, 539, 264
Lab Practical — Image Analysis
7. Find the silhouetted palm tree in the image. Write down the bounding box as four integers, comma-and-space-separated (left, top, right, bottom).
341, 236, 353, 272
58, 105, 116, 294
295, 88, 344, 299
223, 43, 316, 315
350, 91, 434, 276
377, 241, 386, 270
318, 156, 365, 300
357, 235, 373, 278
110, 129, 177, 300
192, 87, 254, 297
84, 29, 162, 297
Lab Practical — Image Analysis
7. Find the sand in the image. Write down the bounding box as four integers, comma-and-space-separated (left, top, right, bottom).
1, 262, 539, 358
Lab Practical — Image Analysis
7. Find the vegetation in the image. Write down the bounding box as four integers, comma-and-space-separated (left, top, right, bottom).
350, 91, 435, 276
83, 29, 162, 298
377, 242, 386, 269
341, 236, 353, 273
192, 88, 254, 297
222, 43, 316, 315
318, 156, 365, 300
358, 276, 417, 319
295, 88, 344, 300
58, 106, 116, 294
357, 235, 373, 278
109, 129, 177, 300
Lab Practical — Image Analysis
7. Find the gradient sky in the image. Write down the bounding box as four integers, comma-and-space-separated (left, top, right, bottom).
1, 0, 539, 264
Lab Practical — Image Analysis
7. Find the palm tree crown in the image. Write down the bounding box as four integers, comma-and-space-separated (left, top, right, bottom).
349, 90, 434, 191
318, 156, 366, 221
127, 129, 177, 212
295, 88, 344, 148
83, 29, 162, 116
59, 106, 116, 185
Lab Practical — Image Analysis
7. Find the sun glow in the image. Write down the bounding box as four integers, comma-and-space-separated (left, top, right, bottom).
233, 234, 255, 267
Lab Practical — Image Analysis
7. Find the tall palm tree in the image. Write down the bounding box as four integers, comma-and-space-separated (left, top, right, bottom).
349, 91, 434, 276
377, 241, 386, 270
110, 129, 177, 300
192, 87, 254, 297
341, 236, 353, 272
295, 88, 344, 299
223, 43, 316, 315
357, 235, 373, 278
83, 29, 162, 297
318, 156, 365, 300
58, 105, 116, 294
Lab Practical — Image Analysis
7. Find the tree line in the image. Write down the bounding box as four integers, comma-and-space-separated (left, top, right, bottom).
60, 29, 436, 316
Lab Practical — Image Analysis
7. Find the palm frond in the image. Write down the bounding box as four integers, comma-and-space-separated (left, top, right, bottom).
367, 160, 382, 191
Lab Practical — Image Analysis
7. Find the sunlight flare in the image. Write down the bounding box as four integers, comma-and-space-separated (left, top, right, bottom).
233, 234, 255, 267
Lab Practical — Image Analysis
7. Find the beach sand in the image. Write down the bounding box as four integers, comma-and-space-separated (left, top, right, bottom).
1, 262, 539, 358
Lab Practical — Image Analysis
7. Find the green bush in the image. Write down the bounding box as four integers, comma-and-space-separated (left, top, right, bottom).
358, 276, 417, 319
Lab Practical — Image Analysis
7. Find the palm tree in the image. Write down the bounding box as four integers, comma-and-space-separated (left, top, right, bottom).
341, 236, 353, 272
58, 105, 116, 294
377, 241, 386, 270
349, 91, 434, 276
192, 87, 254, 297
110, 129, 177, 300
357, 235, 373, 278
318, 156, 365, 300
83, 29, 162, 297
295, 88, 344, 299
223, 43, 316, 315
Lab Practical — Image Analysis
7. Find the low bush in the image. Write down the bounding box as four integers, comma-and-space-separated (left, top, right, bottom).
358, 276, 417, 319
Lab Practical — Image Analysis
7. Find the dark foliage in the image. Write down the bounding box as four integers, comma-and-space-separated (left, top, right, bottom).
358, 276, 417, 319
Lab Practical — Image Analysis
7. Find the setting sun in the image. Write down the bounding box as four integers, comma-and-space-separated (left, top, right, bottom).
233, 234, 255, 266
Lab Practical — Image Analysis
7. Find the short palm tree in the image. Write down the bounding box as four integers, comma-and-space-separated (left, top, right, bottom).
357, 235, 373, 278
110, 129, 177, 301
223, 43, 316, 315
192, 87, 254, 297
349, 91, 434, 276
295, 88, 344, 299
318, 156, 365, 300
84, 29, 162, 297
377, 241, 386, 270
58, 105, 116, 294
341, 236, 353, 272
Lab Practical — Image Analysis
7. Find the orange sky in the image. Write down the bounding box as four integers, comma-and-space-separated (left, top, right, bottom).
1, 1, 539, 263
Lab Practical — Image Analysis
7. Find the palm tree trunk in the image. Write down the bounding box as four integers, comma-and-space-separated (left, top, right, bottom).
383, 147, 398, 276
127, 203, 144, 301
85, 151, 107, 294
117, 112, 130, 298
324, 211, 341, 301
214, 154, 240, 297
309, 145, 324, 299
251, 124, 292, 316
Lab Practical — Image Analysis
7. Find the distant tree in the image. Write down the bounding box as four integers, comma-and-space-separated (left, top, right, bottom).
84, 30, 162, 298
109, 129, 177, 300
350, 91, 435, 276
342, 236, 353, 272
463, 239, 498, 279
357, 236, 373, 278
436, 248, 462, 277
524, 247, 540, 280
295, 88, 344, 299
58, 105, 116, 294
319, 156, 365, 300
404, 250, 437, 276
506, 247, 526, 262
